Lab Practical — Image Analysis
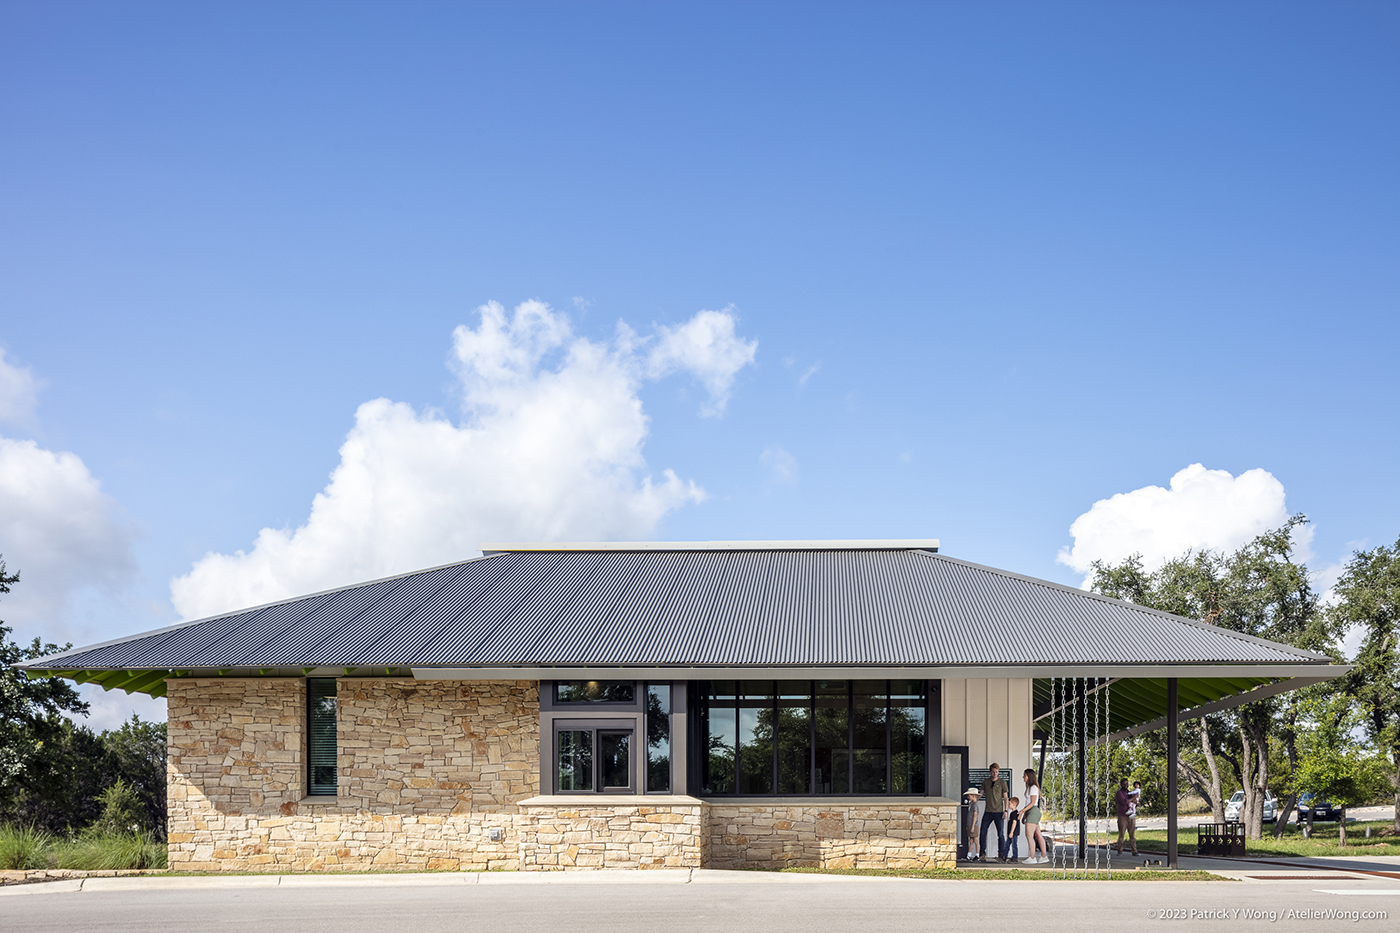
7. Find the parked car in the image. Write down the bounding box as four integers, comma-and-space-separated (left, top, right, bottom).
1297, 793, 1343, 822
1224, 790, 1277, 823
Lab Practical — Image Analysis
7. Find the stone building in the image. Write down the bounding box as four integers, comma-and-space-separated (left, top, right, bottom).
19, 541, 1344, 872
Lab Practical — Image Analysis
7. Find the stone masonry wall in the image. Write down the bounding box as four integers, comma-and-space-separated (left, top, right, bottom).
519, 804, 706, 869
167, 678, 539, 871
706, 804, 958, 870
168, 679, 955, 872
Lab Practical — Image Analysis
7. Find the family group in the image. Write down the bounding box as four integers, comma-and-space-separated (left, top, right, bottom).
965, 767, 1145, 863
963, 763, 1049, 863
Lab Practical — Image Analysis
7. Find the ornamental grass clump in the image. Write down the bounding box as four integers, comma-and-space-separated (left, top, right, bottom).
0, 824, 53, 870
49, 831, 166, 871
0, 823, 167, 871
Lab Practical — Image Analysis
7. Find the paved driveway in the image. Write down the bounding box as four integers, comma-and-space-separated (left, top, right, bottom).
1133, 805, 1396, 831
2, 872, 1397, 933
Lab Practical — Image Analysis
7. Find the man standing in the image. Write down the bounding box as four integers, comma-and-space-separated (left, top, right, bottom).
980, 763, 1010, 862
1115, 778, 1139, 855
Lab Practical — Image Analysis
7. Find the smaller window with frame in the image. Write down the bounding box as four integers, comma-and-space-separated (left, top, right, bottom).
645, 683, 671, 793
554, 725, 635, 793
307, 678, 338, 796
554, 681, 636, 704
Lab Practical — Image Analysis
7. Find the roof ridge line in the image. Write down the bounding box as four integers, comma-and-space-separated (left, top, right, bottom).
912, 551, 1329, 662
481, 539, 941, 553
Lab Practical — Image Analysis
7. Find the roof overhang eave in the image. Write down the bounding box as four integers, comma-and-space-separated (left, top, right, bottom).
1091, 674, 1343, 745
408, 662, 1350, 681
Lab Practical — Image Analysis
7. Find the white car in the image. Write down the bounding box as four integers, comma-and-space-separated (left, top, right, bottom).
1224, 790, 1277, 823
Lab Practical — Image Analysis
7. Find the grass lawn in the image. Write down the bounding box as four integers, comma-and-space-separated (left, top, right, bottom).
779, 866, 1224, 881
1109, 821, 1400, 859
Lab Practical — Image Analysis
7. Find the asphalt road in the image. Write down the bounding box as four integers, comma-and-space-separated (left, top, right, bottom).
1133, 806, 1396, 831
3, 875, 1397, 933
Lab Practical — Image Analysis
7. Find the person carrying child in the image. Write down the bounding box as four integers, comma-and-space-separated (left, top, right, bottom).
1006, 796, 1023, 861
1115, 778, 1139, 856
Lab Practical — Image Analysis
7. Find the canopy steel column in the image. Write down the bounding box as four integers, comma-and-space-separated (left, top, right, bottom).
1167, 677, 1179, 870
1077, 680, 1088, 860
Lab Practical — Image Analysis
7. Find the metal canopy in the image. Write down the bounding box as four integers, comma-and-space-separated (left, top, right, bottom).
1032, 674, 1335, 743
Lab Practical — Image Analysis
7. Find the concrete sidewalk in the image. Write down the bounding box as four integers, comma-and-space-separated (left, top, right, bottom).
958, 844, 1400, 877
0, 868, 931, 896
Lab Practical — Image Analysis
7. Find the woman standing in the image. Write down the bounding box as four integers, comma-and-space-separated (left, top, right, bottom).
1020, 769, 1050, 864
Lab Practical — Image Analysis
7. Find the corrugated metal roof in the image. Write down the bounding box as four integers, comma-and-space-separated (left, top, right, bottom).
22, 547, 1329, 672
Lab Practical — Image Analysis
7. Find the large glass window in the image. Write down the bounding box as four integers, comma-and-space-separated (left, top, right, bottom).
700, 680, 929, 797
776, 681, 811, 794
853, 681, 888, 793
890, 680, 928, 794
556, 681, 635, 703
307, 678, 338, 796
701, 681, 737, 794
646, 684, 671, 793
814, 680, 849, 794
738, 682, 775, 794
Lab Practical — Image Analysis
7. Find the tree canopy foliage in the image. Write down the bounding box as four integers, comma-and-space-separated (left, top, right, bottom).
1331, 536, 1400, 830
0, 557, 166, 837
1089, 517, 1337, 839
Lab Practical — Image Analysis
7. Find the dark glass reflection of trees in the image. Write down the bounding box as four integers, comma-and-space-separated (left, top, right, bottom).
646, 685, 671, 792
702, 680, 926, 796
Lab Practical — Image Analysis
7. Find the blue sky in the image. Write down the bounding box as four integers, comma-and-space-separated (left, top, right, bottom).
1, 2, 1397, 725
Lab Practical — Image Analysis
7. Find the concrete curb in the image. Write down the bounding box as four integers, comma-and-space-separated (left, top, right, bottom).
0, 868, 921, 896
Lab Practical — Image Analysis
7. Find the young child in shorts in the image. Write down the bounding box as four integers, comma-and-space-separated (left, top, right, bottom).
1005, 796, 1022, 860
965, 786, 982, 861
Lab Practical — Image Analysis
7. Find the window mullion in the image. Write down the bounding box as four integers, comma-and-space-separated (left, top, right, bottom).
771, 683, 778, 796
808, 680, 816, 796
885, 679, 892, 795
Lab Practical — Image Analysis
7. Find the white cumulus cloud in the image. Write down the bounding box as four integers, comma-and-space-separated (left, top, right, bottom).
760, 445, 798, 484
646, 307, 757, 416
0, 437, 138, 637
0, 348, 39, 423
170, 300, 757, 621
1056, 463, 1291, 584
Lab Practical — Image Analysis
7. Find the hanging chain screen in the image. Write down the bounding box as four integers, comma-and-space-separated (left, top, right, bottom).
1047, 677, 1114, 879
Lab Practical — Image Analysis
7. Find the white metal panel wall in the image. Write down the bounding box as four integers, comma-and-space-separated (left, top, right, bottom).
942, 677, 1036, 857
942, 678, 1034, 780
942, 679, 967, 745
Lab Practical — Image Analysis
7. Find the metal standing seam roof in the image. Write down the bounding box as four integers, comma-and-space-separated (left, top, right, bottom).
19, 546, 1332, 675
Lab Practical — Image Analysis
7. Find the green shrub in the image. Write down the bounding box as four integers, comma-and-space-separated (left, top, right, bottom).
0, 824, 54, 870
89, 778, 148, 836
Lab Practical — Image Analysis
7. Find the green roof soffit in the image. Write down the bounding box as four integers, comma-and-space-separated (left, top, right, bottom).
19, 666, 409, 698
1033, 675, 1277, 741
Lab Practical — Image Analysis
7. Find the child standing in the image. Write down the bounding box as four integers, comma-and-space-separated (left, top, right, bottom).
965, 787, 982, 861
1006, 797, 1022, 861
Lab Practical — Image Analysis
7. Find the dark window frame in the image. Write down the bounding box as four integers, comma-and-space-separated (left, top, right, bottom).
644, 682, 672, 794
552, 719, 637, 794
307, 678, 338, 797
695, 679, 936, 798
553, 680, 638, 706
